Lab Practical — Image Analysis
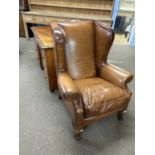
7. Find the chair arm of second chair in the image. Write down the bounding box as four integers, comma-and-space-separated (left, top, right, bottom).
98, 63, 133, 91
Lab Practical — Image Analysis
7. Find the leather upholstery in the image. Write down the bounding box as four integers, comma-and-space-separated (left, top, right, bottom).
98, 63, 133, 90
51, 22, 66, 73
51, 20, 133, 135
94, 22, 114, 64
58, 72, 80, 100
75, 78, 130, 117
58, 21, 96, 79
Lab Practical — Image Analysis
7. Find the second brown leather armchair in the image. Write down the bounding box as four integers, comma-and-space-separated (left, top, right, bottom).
51, 21, 133, 139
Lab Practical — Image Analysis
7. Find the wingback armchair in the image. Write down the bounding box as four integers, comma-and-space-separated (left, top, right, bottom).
51, 21, 133, 139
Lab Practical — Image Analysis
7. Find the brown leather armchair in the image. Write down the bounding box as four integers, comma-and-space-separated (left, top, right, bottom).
51, 21, 133, 139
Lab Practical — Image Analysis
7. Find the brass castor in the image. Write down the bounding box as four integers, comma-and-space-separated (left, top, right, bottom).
74, 129, 85, 140
117, 110, 127, 121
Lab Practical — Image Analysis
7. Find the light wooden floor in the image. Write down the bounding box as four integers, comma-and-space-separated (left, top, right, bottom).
114, 34, 128, 44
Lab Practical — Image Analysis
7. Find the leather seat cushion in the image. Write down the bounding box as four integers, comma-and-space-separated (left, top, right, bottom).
74, 78, 130, 117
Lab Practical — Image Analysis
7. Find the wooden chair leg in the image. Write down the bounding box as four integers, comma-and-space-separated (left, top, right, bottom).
74, 129, 81, 140
73, 122, 85, 140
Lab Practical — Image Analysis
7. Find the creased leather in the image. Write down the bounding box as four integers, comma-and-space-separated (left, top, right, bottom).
58, 72, 84, 118
98, 63, 133, 90
51, 20, 133, 120
75, 78, 130, 117
58, 72, 80, 99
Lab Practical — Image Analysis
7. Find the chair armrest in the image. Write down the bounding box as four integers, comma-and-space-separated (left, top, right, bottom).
98, 63, 133, 90
58, 72, 80, 100
58, 72, 84, 118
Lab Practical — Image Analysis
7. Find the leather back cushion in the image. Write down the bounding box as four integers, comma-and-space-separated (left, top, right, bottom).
59, 21, 96, 79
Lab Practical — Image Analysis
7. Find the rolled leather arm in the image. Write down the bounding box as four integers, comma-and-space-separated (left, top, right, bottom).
58, 72, 84, 117
98, 63, 133, 89
58, 72, 80, 100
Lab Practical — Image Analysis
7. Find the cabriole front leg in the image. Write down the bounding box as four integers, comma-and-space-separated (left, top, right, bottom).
72, 97, 85, 140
